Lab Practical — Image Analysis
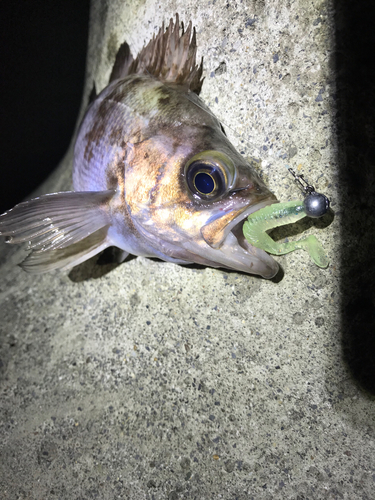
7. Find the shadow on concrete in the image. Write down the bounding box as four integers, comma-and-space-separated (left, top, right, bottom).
335, 0, 375, 394
68, 248, 136, 282
68, 248, 286, 283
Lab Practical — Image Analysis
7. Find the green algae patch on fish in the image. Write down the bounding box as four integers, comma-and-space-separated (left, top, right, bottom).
242, 199, 329, 268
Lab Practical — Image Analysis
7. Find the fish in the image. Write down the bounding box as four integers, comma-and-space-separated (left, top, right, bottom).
0, 14, 280, 279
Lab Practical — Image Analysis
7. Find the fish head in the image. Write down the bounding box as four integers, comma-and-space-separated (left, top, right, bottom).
125, 125, 279, 279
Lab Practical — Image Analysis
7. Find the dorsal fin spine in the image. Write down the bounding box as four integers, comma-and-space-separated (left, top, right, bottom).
110, 14, 204, 94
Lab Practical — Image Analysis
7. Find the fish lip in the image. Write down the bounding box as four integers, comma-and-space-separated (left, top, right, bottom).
200, 192, 278, 249
221, 196, 280, 279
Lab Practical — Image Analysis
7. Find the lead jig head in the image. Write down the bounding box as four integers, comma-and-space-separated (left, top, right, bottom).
286, 165, 330, 218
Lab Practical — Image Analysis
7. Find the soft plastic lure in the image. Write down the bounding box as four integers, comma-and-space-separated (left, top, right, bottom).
243, 168, 330, 268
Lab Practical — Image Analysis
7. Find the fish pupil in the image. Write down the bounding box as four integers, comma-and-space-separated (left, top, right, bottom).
194, 172, 215, 194
186, 157, 226, 200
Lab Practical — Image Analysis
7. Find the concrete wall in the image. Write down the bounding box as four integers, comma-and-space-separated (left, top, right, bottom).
1, 0, 374, 498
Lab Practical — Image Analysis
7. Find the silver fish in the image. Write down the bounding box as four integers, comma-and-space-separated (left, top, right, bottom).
0, 15, 279, 279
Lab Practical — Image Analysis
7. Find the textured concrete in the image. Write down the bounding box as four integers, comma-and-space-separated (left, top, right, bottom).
1, 1, 374, 499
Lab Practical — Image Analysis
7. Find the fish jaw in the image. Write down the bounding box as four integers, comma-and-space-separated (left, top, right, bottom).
129, 187, 279, 278
179, 197, 280, 279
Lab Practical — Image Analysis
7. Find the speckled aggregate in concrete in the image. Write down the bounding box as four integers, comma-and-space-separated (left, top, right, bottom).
1, 1, 374, 499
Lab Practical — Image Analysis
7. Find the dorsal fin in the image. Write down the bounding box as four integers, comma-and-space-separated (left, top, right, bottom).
109, 14, 204, 94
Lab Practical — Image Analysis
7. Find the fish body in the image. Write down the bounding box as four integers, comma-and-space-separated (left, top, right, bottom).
0, 15, 279, 278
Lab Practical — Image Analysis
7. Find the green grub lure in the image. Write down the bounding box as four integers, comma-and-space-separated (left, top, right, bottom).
243, 167, 330, 268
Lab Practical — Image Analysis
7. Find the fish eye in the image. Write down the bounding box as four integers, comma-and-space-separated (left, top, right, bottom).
186, 161, 225, 199
185, 151, 236, 201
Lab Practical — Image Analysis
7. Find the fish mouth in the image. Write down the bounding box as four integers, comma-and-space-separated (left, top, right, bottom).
224, 199, 280, 278
182, 198, 280, 279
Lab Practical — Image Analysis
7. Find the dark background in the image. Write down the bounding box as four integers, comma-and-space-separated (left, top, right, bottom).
0, 1, 90, 214
335, 0, 375, 394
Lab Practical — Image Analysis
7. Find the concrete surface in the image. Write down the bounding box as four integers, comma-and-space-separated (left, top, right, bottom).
1, 0, 374, 499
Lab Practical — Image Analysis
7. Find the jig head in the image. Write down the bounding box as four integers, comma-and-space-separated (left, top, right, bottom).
286, 166, 330, 218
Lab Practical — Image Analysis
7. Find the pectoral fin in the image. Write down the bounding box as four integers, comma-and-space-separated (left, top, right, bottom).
0, 190, 116, 273
21, 227, 110, 273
